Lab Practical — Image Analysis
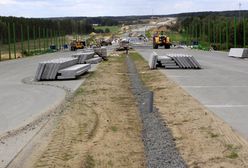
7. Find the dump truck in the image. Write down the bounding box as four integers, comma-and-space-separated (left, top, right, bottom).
70, 40, 86, 51
153, 32, 171, 49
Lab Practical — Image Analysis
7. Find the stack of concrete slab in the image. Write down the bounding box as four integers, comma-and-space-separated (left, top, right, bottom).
151, 52, 201, 69
94, 47, 108, 60
57, 64, 91, 79
72, 52, 95, 64
85, 56, 102, 64
157, 56, 179, 69
167, 54, 201, 69
149, 52, 158, 69
35, 47, 106, 81
101, 47, 107, 58
77, 48, 94, 52
35, 58, 79, 81
228, 48, 248, 58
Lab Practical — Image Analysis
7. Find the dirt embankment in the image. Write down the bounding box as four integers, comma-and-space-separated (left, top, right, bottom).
131, 52, 248, 168
17, 54, 145, 168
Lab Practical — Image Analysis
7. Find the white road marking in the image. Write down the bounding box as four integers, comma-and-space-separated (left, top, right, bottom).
182, 86, 248, 88
206, 105, 248, 108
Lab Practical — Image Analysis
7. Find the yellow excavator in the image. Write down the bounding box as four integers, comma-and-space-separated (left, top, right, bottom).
153, 31, 171, 49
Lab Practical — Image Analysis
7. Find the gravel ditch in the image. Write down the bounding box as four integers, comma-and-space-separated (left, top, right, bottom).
126, 55, 186, 168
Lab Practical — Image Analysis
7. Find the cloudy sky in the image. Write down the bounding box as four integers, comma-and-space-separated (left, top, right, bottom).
0, 0, 247, 18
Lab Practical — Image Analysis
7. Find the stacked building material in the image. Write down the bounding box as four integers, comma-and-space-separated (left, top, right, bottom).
72, 52, 95, 64
167, 54, 201, 69
149, 52, 158, 69
94, 47, 108, 60
157, 56, 179, 69
35, 47, 107, 81
228, 48, 248, 58
151, 52, 201, 69
57, 64, 91, 79
85, 56, 102, 64
35, 58, 78, 81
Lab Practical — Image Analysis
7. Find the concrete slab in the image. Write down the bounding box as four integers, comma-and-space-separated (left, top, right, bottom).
229, 48, 248, 58
57, 64, 91, 79
149, 52, 158, 69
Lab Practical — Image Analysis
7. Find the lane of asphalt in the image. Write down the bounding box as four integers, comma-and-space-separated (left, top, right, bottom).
0, 51, 89, 135
136, 47, 248, 139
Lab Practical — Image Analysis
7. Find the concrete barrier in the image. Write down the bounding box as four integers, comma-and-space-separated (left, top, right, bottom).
72, 52, 95, 64
149, 52, 158, 69
57, 64, 91, 79
228, 48, 248, 58
35, 58, 79, 81
85, 57, 102, 64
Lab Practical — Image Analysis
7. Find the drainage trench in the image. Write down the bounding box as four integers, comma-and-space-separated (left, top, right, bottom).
126, 55, 186, 168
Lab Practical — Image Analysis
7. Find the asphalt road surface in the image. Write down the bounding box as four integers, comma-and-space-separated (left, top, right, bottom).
136, 46, 248, 139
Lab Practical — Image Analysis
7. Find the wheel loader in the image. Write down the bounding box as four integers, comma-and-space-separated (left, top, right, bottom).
153, 31, 171, 49
70, 40, 86, 51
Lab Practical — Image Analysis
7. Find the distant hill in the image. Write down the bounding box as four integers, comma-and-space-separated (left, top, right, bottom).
168, 10, 248, 18
48, 10, 248, 24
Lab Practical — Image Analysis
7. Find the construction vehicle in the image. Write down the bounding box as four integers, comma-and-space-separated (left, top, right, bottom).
153, 31, 171, 49
116, 39, 132, 51
70, 40, 86, 51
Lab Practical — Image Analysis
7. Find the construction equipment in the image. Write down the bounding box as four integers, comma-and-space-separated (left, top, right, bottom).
153, 31, 171, 49
70, 40, 86, 51
116, 39, 132, 51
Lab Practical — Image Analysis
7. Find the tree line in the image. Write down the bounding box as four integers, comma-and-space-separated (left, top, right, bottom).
0, 16, 119, 44
178, 14, 248, 49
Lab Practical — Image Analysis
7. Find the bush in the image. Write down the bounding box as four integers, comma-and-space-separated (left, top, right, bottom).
105, 28, 110, 33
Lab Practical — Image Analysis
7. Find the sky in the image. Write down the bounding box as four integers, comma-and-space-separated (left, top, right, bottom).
0, 0, 247, 18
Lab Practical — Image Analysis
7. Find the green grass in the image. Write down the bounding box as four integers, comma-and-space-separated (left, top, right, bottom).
227, 151, 239, 159
0, 36, 69, 60
111, 126, 118, 132
107, 160, 113, 167
225, 144, 240, 159
209, 132, 219, 138
93, 26, 120, 33
129, 52, 144, 61
145, 30, 152, 38
168, 32, 186, 42
85, 155, 95, 168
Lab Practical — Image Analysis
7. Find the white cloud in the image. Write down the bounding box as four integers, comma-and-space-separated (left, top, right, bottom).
174, 1, 194, 10
0, 0, 16, 5
0, 0, 248, 17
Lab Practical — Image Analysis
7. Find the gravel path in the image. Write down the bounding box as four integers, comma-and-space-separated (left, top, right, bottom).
126, 55, 186, 168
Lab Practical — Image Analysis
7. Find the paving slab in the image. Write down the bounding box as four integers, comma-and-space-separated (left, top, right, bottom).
229, 48, 248, 58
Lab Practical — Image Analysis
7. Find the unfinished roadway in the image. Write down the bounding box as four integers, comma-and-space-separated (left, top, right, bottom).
136, 47, 248, 140
0, 50, 98, 167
